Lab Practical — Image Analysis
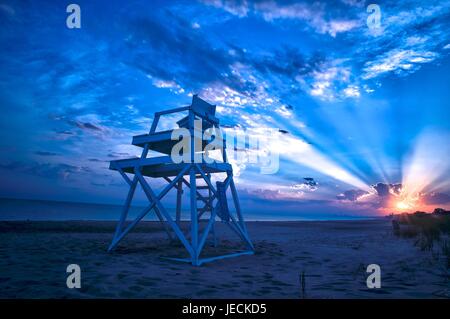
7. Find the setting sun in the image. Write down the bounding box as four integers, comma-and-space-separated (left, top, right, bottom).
396, 201, 412, 210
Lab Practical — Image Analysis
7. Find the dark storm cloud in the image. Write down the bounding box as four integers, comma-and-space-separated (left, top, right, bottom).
246, 47, 325, 79
63, 119, 113, 139
75, 122, 103, 131
67, 120, 103, 131
371, 182, 402, 197
292, 177, 318, 191
123, 11, 325, 98
125, 11, 239, 92
422, 192, 450, 205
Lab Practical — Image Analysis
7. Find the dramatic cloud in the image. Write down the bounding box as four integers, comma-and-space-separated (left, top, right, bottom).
360, 1, 450, 80
336, 182, 450, 210
421, 192, 450, 205
69, 121, 104, 132
363, 49, 439, 79
292, 177, 318, 192
125, 13, 237, 93
203, 0, 361, 37
336, 189, 370, 201
372, 183, 403, 197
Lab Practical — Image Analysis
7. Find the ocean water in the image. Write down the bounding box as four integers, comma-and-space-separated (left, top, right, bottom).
0, 198, 375, 221
0, 198, 152, 221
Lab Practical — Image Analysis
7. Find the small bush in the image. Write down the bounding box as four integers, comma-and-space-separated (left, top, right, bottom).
393, 208, 450, 256
442, 239, 450, 268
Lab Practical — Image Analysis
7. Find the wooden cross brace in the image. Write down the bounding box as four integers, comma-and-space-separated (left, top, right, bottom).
108, 163, 253, 266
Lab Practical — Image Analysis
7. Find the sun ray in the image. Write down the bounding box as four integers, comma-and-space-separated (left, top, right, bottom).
402, 131, 450, 194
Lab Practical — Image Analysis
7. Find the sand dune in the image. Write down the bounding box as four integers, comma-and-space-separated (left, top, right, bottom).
0, 220, 448, 298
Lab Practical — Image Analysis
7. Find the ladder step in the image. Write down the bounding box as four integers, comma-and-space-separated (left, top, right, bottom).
197, 186, 210, 190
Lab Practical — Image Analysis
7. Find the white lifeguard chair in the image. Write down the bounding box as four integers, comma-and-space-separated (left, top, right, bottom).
108, 95, 254, 265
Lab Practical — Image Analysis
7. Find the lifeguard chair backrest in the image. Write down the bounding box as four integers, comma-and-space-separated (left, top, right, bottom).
177, 95, 216, 130
191, 94, 216, 116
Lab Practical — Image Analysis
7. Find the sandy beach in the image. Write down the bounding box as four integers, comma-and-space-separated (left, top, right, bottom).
0, 219, 448, 299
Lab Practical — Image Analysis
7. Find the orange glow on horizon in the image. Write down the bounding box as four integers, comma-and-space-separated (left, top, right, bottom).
382, 187, 425, 214
396, 201, 412, 211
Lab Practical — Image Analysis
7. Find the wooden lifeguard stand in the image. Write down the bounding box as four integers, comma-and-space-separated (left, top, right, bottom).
108, 95, 254, 265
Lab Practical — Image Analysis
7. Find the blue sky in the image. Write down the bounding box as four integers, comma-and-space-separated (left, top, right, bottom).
0, 0, 449, 218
